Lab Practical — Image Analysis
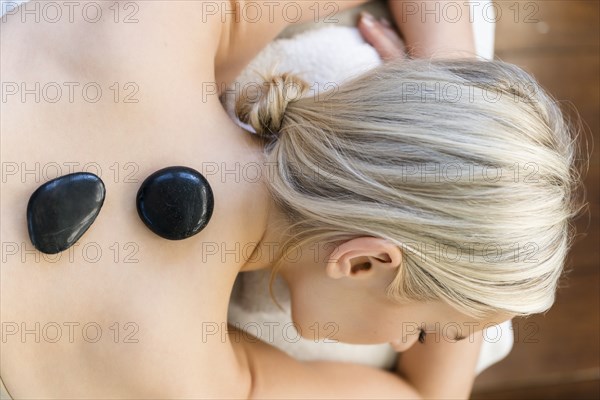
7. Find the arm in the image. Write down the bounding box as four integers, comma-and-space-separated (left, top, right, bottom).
389, 0, 476, 58
395, 330, 484, 399
231, 325, 423, 399
358, 0, 476, 60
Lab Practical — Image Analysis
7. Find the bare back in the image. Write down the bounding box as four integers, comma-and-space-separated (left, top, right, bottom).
0, 1, 269, 397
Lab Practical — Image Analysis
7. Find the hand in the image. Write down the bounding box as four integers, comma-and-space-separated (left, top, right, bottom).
358, 11, 406, 62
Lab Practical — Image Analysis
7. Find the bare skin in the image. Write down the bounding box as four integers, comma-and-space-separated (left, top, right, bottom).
0, 2, 266, 397
0, 1, 498, 399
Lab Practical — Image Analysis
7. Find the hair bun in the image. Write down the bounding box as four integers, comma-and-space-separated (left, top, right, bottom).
235, 72, 309, 139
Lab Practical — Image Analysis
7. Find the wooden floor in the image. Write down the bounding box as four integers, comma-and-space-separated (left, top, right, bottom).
471, 1, 600, 399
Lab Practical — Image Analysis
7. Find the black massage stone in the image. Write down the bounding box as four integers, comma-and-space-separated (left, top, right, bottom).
136, 166, 214, 240
27, 172, 106, 254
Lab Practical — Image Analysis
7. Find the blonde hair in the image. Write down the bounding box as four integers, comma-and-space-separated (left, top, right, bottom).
235, 60, 585, 319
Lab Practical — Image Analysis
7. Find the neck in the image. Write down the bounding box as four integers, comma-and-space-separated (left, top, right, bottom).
239, 138, 292, 273
240, 198, 291, 272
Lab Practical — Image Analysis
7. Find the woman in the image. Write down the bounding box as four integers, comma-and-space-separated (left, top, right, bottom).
0, 0, 581, 398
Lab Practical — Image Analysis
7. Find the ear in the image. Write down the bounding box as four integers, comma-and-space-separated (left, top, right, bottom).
325, 237, 402, 279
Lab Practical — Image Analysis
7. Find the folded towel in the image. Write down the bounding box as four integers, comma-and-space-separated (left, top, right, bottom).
222, 25, 383, 134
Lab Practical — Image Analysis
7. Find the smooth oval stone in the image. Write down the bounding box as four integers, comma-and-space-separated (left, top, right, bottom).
27, 172, 106, 254
136, 166, 214, 240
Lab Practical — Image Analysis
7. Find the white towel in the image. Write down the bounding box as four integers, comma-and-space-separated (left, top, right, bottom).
222, 25, 383, 134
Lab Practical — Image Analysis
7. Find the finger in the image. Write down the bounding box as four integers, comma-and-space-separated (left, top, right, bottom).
358, 13, 405, 61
